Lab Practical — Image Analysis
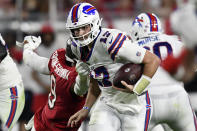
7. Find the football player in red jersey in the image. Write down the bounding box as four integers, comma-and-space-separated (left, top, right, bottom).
17, 36, 90, 131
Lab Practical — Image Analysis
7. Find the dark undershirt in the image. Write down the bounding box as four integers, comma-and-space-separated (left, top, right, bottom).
0, 42, 7, 63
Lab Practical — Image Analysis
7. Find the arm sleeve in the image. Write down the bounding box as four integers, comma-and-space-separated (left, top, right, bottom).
23, 49, 50, 75
105, 29, 146, 63
117, 41, 146, 63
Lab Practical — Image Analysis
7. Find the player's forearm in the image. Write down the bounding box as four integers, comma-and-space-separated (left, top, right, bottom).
133, 51, 160, 95
74, 75, 90, 96
23, 49, 50, 75
143, 51, 160, 78
83, 78, 101, 109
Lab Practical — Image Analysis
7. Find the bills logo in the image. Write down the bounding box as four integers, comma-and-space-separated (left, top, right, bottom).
10, 94, 18, 100
146, 104, 151, 109
132, 17, 143, 27
83, 5, 96, 15
136, 51, 141, 56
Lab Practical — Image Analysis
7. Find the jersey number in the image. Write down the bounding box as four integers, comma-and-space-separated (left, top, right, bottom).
144, 42, 172, 59
48, 74, 57, 109
93, 66, 112, 87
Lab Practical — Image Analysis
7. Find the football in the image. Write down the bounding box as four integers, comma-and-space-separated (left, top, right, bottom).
113, 63, 143, 89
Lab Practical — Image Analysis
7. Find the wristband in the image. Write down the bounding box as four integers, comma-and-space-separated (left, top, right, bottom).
82, 106, 90, 112
133, 75, 151, 95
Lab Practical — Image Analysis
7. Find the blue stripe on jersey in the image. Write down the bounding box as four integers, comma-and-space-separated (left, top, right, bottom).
108, 33, 122, 54
111, 35, 126, 61
71, 41, 77, 47
6, 87, 18, 128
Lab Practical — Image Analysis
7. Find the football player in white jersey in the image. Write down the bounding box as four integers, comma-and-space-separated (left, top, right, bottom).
0, 34, 25, 130
129, 13, 197, 131
162, 0, 197, 82
66, 3, 160, 131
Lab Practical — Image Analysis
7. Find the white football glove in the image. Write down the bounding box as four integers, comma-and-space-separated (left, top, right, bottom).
76, 61, 90, 77
16, 36, 41, 50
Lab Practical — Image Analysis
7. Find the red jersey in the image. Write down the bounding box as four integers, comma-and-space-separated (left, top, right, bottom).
34, 48, 85, 131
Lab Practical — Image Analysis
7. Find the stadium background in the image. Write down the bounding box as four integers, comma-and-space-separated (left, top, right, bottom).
0, 0, 196, 130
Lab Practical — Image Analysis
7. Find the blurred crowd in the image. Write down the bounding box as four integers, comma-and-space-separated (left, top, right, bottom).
0, 0, 178, 38
0, 0, 176, 20
0, 0, 196, 131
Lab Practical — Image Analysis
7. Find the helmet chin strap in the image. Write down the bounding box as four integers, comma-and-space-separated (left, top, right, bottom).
73, 34, 93, 47
71, 23, 101, 47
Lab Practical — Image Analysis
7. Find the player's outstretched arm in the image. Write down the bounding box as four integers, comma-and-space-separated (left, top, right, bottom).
68, 77, 101, 127
17, 36, 50, 75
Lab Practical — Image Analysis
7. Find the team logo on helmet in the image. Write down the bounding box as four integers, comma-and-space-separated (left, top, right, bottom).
82, 5, 96, 15
132, 17, 143, 27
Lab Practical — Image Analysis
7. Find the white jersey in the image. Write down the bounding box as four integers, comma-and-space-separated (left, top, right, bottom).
170, 2, 197, 48
135, 34, 184, 93
70, 28, 146, 113
135, 34, 197, 131
0, 54, 22, 90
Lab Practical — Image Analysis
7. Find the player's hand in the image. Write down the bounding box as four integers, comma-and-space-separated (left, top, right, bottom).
112, 81, 134, 93
76, 61, 90, 77
16, 36, 41, 50
67, 108, 89, 128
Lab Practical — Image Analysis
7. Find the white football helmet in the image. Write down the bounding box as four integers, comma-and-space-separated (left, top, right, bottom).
130, 13, 163, 41
66, 3, 101, 47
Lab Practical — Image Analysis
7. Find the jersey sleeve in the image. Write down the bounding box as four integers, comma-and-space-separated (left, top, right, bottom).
105, 29, 146, 63
23, 49, 50, 74
117, 41, 146, 63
